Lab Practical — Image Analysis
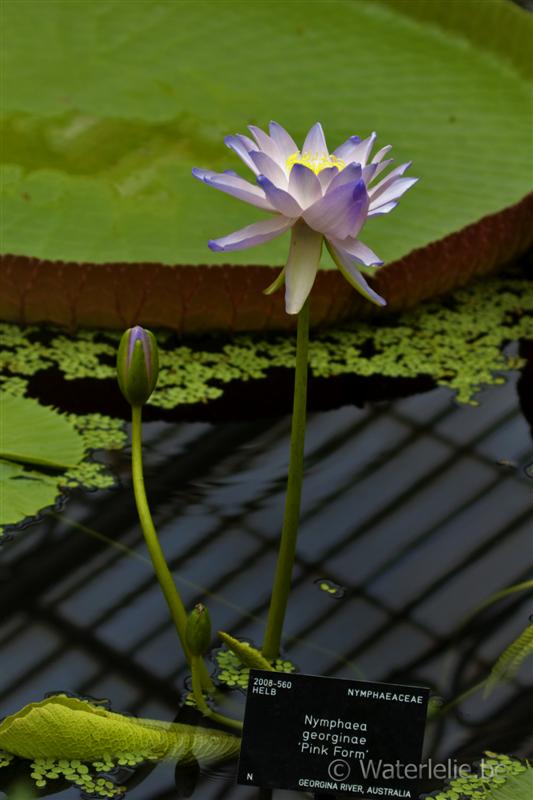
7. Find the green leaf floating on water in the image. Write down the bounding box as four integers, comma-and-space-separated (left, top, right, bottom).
0, 394, 85, 528
1, 393, 84, 469
0, 460, 59, 528
0, 695, 240, 764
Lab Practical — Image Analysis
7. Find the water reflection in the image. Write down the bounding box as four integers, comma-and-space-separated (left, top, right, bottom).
1, 362, 532, 798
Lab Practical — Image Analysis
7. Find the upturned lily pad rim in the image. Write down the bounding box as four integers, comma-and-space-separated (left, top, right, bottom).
1, 192, 532, 333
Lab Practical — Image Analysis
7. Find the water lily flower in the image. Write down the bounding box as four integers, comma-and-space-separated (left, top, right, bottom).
193, 122, 417, 314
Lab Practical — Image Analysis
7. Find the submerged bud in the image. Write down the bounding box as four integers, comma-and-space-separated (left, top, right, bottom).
186, 603, 212, 657
117, 326, 159, 407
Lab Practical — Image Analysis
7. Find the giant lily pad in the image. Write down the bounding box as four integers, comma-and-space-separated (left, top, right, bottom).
1, 0, 532, 331
0, 394, 85, 529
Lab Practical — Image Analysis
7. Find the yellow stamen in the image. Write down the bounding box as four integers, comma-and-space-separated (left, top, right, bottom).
286, 151, 346, 175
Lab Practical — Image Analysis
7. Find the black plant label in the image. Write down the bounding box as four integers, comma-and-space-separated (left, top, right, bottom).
238, 670, 430, 797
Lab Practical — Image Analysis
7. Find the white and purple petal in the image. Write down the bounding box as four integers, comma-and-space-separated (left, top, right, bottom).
269, 121, 299, 162
284, 222, 323, 314
336, 132, 377, 167
304, 178, 369, 239
192, 168, 274, 210
208, 216, 295, 252
369, 162, 412, 200
288, 163, 322, 208
333, 133, 376, 167
369, 176, 418, 209
368, 158, 394, 183
317, 165, 339, 193
325, 162, 362, 194
256, 175, 302, 217
302, 122, 328, 158
371, 144, 392, 164
328, 236, 383, 270
351, 132, 377, 166
248, 125, 282, 163
250, 151, 288, 188
332, 135, 361, 162
361, 163, 379, 184
326, 240, 386, 306
224, 134, 259, 174
368, 201, 399, 217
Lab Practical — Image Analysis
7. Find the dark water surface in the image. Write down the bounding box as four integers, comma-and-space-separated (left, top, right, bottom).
1, 364, 532, 799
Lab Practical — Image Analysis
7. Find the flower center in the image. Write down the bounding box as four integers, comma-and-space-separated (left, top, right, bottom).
286, 151, 346, 175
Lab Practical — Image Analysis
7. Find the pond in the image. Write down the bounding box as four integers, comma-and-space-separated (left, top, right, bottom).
1, 355, 532, 799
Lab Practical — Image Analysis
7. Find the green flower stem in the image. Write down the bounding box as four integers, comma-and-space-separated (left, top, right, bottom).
131, 405, 214, 692
191, 656, 244, 732
262, 297, 310, 660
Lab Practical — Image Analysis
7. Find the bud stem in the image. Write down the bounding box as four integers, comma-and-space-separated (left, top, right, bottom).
191, 655, 243, 732
131, 405, 214, 692
262, 296, 310, 660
